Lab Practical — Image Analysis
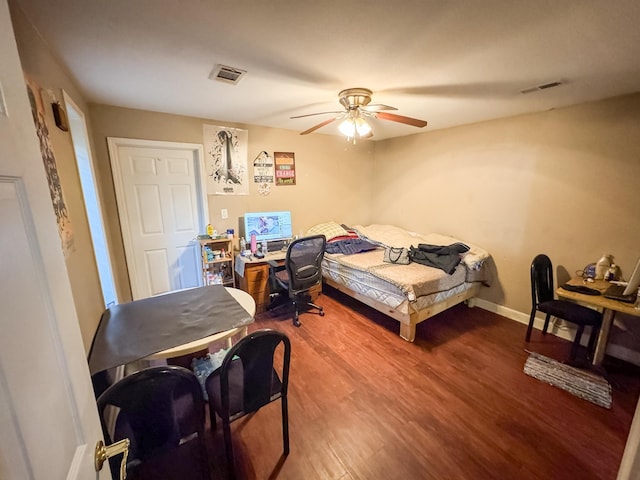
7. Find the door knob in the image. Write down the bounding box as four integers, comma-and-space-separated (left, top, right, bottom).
95, 438, 130, 480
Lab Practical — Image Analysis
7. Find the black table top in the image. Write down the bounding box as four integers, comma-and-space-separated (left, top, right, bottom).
88, 285, 253, 374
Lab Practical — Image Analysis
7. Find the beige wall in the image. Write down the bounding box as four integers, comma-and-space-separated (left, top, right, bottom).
11, 0, 640, 355
10, 1, 105, 351
374, 93, 640, 349
88, 104, 374, 302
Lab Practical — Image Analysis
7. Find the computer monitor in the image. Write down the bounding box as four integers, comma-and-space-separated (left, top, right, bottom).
623, 257, 640, 296
242, 211, 293, 243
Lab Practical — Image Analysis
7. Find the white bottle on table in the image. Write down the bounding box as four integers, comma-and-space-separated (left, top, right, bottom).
595, 254, 612, 280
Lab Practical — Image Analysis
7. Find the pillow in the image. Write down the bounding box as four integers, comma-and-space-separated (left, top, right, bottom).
306, 221, 350, 241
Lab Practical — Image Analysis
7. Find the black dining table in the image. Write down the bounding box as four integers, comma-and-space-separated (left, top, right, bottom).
87, 285, 254, 375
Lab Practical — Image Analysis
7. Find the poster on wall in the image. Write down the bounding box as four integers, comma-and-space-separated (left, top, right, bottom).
203, 124, 249, 195
24, 74, 75, 256
253, 150, 274, 195
274, 152, 296, 186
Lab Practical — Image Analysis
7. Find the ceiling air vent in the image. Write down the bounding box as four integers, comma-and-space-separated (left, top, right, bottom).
520, 81, 563, 94
209, 64, 247, 85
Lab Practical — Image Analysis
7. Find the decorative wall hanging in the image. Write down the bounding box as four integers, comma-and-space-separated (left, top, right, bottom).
274, 152, 296, 186
253, 150, 274, 196
203, 125, 249, 195
25, 74, 75, 256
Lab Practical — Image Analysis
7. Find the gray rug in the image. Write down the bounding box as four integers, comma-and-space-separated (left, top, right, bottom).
523, 351, 612, 409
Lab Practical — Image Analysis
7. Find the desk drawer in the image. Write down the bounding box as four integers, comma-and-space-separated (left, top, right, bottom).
244, 264, 269, 282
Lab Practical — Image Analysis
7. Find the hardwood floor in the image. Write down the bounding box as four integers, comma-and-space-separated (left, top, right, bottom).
204, 286, 640, 479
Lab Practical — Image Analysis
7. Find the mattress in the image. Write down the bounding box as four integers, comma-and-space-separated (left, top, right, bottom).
322, 254, 481, 316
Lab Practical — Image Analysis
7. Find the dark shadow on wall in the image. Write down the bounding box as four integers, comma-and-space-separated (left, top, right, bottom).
478, 255, 504, 304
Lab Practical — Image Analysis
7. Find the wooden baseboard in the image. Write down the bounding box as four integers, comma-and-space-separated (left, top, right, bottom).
474, 298, 640, 367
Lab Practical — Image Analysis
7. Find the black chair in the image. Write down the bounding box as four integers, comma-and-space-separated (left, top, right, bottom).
205, 329, 291, 479
526, 254, 602, 362
96, 366, 210, 480
268, 234, 326, 327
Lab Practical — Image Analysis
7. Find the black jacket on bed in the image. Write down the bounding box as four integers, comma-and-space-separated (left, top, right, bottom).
409, 243, 470, 274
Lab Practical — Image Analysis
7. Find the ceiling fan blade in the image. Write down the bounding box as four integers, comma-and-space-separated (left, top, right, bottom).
376, 111, 428, 128
300, 117, 339, 135
291, 111, 343, 119
362, 104, 398, 112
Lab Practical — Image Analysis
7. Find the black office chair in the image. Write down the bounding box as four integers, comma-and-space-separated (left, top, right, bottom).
526, 254, 603, 362
268, 234, 326, 327
205, 329, 291, 479
96, 366, 210, 480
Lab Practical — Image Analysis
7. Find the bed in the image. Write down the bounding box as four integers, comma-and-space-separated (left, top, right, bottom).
308, 223, 490, 342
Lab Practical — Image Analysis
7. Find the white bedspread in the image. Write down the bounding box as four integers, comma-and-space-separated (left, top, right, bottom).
352, 224, 490, 270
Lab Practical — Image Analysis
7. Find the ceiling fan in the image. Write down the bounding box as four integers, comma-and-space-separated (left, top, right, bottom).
291, 88, 428, 139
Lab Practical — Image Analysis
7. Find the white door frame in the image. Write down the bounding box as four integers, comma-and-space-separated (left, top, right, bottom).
107, 137, 209, 299
1, 1, 109, 477
63, 90, 118, 307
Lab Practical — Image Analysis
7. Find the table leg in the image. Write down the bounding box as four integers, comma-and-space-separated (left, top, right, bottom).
592, 309, 615, 366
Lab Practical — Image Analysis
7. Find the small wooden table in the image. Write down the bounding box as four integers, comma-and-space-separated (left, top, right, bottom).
556, 278, 640, 365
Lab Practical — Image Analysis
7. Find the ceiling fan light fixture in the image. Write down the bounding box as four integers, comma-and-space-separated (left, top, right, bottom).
338, 118, 356, 137
355, 117, 371, 136
339, 116, 371, 139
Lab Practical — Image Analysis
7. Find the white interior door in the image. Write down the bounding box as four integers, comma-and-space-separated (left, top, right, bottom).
0, 2, 109, 478
108, 138, 208, 299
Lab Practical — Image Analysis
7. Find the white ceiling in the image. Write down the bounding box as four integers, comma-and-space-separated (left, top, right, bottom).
15, 0, 640, 140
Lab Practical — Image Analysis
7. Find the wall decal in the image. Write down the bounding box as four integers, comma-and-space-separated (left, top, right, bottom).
25, 74, 75, 256
253, 150, 274, 195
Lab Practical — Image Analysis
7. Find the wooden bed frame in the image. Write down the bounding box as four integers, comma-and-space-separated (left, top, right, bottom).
323, 277, 481, 342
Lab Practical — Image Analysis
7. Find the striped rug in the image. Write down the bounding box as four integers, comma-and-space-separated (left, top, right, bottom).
524, 351, 612, 409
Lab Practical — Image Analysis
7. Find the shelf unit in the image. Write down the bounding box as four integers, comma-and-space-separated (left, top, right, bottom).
199, 238, 235, 287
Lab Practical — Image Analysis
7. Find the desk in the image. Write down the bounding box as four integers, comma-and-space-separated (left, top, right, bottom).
88, 285, 254, 374
235, 251, 321, 313
147, 288, 255, 360
557, 278, 640, 366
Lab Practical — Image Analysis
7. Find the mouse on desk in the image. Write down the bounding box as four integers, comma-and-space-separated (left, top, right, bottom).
254, 250, 264, 259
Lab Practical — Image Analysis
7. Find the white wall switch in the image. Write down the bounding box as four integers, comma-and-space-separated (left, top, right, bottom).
221, 208, 228, 219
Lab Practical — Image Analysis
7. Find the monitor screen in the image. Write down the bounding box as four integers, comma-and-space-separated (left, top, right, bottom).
623, 257, 640, 296
243, 211, 293, 243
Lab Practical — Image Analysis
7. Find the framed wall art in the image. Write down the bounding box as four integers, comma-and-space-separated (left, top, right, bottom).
274, 152, 296, 186
203, 124, 249, 195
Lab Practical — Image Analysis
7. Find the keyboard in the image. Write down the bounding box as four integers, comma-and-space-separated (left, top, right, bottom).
604, 284, 638, 303
267, 240, 288, 251
560, 283, 600, 296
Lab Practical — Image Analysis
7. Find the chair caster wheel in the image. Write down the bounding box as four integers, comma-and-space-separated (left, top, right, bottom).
319, 310, 325, 316
293, 318, 301, 327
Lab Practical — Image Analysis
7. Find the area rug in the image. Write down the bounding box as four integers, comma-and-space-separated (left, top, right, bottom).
523, 351, 612, 409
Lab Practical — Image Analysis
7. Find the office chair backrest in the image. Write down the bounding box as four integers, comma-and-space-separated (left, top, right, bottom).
219, 329, 291, 416
285, 234, 326, 294
531, 254, 555, 305
96, 366, 206, 463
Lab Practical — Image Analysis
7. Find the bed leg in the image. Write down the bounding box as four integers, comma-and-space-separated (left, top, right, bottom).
399, 322, 416, 342
466, 297, 477, 308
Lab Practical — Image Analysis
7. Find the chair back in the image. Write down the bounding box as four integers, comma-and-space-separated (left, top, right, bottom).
531, 254, 555, 306
218, 329, 291, 417
285, 234, 326, 295
96, 366, 206, 467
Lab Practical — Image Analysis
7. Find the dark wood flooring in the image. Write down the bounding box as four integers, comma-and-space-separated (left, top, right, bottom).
203, 286, 640, 479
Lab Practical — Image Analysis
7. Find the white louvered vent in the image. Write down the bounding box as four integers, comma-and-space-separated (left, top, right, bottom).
209, 64, 247, 85
520, 81, 563, 94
